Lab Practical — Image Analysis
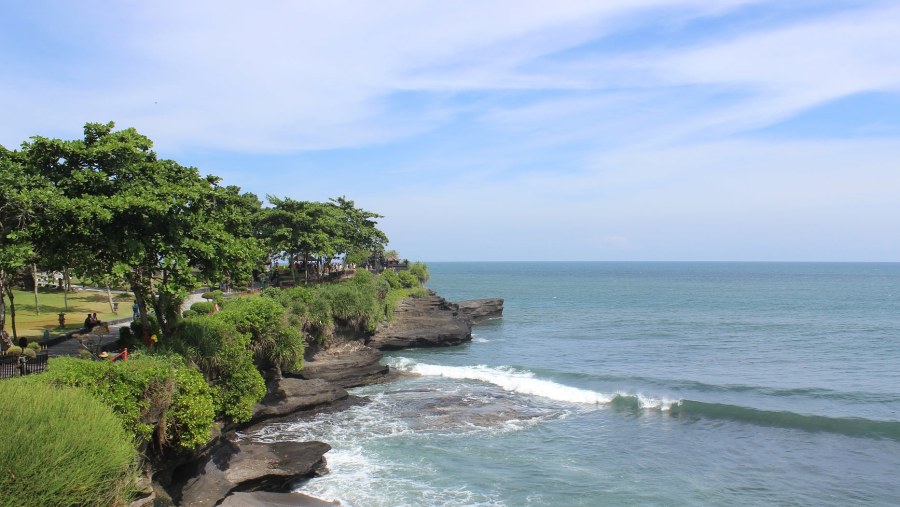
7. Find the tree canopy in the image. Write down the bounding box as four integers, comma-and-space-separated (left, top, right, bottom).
0, 122, 390, 340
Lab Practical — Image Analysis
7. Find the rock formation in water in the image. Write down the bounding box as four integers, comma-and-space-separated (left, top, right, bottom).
251, 378, 348, 423
171, 440, 330, 507
367, 294, 473, 350
294, 342, 391, 388
161, 291, 503, 506
455, 298, 504, 324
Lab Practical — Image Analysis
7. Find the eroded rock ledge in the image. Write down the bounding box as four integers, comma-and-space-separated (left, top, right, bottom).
251, 378, 348, 424
294, 342, 391, 388
171, 440, 331, 507
455, 298, 504, 324
164, 291, 503, 506
368, 294, 473, 350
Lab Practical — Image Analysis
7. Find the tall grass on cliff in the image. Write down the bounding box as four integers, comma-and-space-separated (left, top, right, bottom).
36, 355, 216, 450
0, 381, 136, 507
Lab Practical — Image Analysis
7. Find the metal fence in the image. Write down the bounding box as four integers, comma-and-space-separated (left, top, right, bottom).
0, 351, 49, 379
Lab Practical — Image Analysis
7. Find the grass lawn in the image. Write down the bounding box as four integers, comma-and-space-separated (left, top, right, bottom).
2, 287, 134, 338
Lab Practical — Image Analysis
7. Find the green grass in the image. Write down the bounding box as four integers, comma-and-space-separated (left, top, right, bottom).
2, 287, 134, 338
0, 380, 137, 507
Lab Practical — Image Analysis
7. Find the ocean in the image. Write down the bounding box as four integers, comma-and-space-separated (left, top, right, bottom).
246, 262, 900, 506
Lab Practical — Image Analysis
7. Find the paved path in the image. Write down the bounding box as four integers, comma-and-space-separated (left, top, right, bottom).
46, 292, 208, 357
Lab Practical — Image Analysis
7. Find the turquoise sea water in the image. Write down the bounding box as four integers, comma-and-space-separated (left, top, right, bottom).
248, 262, 900, 506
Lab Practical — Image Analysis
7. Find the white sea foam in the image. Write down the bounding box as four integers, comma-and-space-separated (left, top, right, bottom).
386, 357, 680, 409
388, 358, 614, 404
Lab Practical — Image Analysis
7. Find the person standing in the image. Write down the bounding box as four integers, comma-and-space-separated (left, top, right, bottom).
132, 301, 140, 321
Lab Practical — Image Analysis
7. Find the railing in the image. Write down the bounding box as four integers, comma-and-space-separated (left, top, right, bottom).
0, 351, 49, 380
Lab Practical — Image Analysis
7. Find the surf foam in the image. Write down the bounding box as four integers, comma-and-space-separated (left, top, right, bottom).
387, 357, 673, 408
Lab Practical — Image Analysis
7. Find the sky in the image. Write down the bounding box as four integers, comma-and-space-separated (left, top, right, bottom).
2, 1, 899, 261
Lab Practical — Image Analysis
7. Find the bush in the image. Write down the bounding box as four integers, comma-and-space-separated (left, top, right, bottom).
118, 325, 142, 351
381, 269, 401, 289
375, 277, 390, 300
190, 301, 217, 315
202, 290, 225, 305
409, 261, 430, 284
215, 296, 284, 344
171, 316, 266, 423
4, 346, 22, 356
398, 270, 419, 288
130, 314, 160, 341
0, 381, 136, 507
38, 355, 215, 450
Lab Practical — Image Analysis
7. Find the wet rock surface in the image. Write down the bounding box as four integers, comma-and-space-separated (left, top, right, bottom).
295, 343, 391, 388
220, 491, 340, 506
368, 295, 472, 350
251, 378, 348, 424
171, 439, 330, 507
455, 298, 504, 324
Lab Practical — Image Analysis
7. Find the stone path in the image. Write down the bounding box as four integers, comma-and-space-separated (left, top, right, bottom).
45, 292, 208, 357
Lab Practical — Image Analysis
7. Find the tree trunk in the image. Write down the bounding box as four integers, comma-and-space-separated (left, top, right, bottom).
290, 254, 298, 284
304, 251, 310, 282
0, 270, 6, 336
106, 283, 115, 313
0, 270, 9, 348
128, 269, 151, 345
6, 285, 18, 341
63, 267, 70, 312
32, 263, 40, 315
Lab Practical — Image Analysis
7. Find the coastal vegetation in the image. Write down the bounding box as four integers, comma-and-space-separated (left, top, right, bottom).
0, 381, 137, 507
0, 122, 433, 505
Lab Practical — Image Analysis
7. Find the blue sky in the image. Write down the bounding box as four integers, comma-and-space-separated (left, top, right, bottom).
2, 1, 899, 261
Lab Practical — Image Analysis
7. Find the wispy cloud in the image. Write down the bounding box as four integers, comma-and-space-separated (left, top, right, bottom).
2, 1, 899, 260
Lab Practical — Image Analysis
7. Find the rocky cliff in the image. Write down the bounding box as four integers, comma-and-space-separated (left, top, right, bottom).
165, 290, 502, 506
455, 298, 504, 324
367, 294, 472, 350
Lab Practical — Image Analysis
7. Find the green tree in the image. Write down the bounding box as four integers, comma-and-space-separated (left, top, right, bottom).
260, 197, 342, 282
0, 146, 53, 342
19, 122, 264, 340
329, 196, 388, 264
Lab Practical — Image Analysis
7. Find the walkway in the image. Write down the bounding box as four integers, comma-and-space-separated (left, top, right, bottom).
45, 292, 206, 357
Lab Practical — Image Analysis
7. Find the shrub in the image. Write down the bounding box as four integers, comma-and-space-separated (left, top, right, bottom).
398, 270, 419, 288
381, 269, 401, 289
0, 381, 136, 507
166, 365, 217, 449
375, 277, 390, 300
190, 301, 217, 315
26, 342, 40, 351
38, 355, 215, 450
408, 261, 430, 284
118, 325, 143, 351
202, 290, 225, 305
215, 296, 284, 344
4, 346, 22, 356
171, 316, 266, 423
130, 314, 160, 341
269, 326, 305, 375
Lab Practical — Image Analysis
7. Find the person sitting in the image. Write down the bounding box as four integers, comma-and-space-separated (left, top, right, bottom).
83, 314, 95, 329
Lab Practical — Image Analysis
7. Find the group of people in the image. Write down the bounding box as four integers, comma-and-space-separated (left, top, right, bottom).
83, 313, 103, 330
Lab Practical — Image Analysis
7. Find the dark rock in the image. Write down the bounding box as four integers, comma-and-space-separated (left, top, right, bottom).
368, 295, 472, 350
251, 378, 348, 423
173, 440, 330, 507
220, 491, 340, 506
455, 298, 504, 324
294, 344, 390, 388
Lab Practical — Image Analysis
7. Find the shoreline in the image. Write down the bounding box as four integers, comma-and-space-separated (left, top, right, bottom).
159, 294, 503, 507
